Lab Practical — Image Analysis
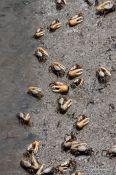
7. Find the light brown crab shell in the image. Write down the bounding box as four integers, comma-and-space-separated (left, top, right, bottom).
37, 47, 49, 57
27, 86, 44, 98
51, 62, 65, 71
59, 84, 69, 93
96, 67, 111, 83
50, 62, 66, 76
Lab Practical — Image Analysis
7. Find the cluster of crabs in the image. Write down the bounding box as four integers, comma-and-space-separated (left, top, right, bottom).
18, 0, 116, 175
20, 140, 77, 175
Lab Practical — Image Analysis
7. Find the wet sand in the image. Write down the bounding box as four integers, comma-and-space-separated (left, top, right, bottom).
0, 0, 116, 175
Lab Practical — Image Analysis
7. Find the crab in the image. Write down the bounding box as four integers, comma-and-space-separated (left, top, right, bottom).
35, 47, 49, 62
49, 82, 69, 94
96, 0, 116, 15
34, 28, 45, 38
70, 78, 84, 89
70, 142, 93, 156
27, 141, 41, 154
68, 14, 84, 27
62, 134, 93, 156
75, 115, 89, 130
96, 66, 111, 83
56, 0, 67, 10
102, 144, 116, 158
58, 97, 72, 114
17, 112, 32, 126
49, 62, 66, 77
62, 133, 78, 151
67, 64, 83, 79
49, 19, 61, 31
27, 86, 44, 99
20, 153, 42, 174
55, 159, 76, 174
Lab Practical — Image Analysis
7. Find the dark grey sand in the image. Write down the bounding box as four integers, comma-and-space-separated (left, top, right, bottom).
0, 0, 116, 174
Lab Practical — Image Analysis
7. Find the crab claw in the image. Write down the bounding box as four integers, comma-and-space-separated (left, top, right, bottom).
50, 82, 69, 94
31, 154, 41, 170
36, 164, 45, 175
75, 115, 89, 130
70, 142, 93, 156
34, 28, 45, 38
62, 133, 77, 151
49, 19, 62, 31
58, 97, 72, 113
67, 64, 83, 79
68, 14, 84, 27
20, 153, 41, 173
